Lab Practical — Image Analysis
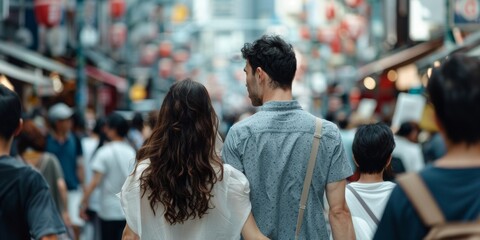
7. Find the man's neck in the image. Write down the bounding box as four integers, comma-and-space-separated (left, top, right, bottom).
435, 142, 480, 168
357, 172, 384, 183
0, 138, 13, 157
262, 87, 293, 103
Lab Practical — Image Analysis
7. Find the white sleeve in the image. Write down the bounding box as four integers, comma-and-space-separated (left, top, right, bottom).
120, 162, 148, 237
224, 164, 252, 232
91, 147, 107, 174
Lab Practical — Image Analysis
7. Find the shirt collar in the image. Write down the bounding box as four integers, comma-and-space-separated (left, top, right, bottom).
261, 100, 302, 112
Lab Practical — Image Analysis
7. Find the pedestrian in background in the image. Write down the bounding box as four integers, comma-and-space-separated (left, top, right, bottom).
80, 113, 136, 240
80, 117, 107, 240
346, 122, 396, 239
392, 121, 424, 172
223, 35, 354, 239
16, 119, 72, 237
0, 84, 66, 239
46, 102, 85, 240
374, 54, 480, 239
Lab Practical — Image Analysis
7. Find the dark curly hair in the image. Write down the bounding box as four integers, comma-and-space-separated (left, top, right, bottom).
135, 79, 223, 225
241, 35, 297, 89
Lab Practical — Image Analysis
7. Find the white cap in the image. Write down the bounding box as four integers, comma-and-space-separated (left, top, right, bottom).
48, 103, 73, 121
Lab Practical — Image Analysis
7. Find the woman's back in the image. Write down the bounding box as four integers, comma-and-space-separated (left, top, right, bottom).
120, 159, 251, 240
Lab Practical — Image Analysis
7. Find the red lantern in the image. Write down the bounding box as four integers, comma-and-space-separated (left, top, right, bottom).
109, 23, 127, 48
34, 0, 63, 28
158, 41, 172, 58
300, 25, 311, 40
340, 15, 366, 40
330, 37, 342, 54
345, 0, 363, 8
317, 27, 337, 43
110, 0, 126, 19
326, 2, 336, 20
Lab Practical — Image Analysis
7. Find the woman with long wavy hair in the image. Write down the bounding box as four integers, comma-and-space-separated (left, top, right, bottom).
120, 79, 267, 240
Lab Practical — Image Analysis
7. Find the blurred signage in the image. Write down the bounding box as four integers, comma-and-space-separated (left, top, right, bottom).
357, 99, 377, 119
410, 0, 446, 41
391, 93, 426, 130
452, 0, 480, 26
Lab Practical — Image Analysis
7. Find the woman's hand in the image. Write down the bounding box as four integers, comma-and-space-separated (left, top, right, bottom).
241, 213, 270, 240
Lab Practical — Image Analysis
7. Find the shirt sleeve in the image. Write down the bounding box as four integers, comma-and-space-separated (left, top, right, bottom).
222, 128, 244, 172
225, 165, 252, 232
48, 154, 64, 179
91, 147, 107, 174
26, 170, 66, 239
326, 125, 353, 183
120, 162, 149, 237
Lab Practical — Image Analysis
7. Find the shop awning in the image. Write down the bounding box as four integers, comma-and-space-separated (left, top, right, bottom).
0, 40, 76, 79
0, 59, 52, 86
85, 66, 128, 93
0, 59, 55, 96
416, 31, 480, 70
357, 38, 443, 79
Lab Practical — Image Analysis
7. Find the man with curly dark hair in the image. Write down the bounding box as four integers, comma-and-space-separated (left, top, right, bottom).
223, 35, 354, 239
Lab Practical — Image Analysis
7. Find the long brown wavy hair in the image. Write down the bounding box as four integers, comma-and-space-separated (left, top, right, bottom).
136, 79, 223, 225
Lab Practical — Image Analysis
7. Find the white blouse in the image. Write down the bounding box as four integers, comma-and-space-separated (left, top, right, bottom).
120, 160, 251, 240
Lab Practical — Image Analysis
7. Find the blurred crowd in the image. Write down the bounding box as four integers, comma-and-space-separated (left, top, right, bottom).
11, 102, 159, 240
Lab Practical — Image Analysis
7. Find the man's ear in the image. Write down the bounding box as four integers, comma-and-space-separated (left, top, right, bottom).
255, 67, 262, 80
13, 119, 23, 137
386, 154, 392, 168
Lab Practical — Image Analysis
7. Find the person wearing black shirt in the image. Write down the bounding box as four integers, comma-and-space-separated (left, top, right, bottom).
0, 85, 65, 240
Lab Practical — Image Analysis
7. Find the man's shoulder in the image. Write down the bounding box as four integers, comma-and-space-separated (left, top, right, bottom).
0, 156, 34, 173
319, 119, 342, 141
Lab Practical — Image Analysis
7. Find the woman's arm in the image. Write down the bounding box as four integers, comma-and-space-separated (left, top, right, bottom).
122, 224, 140, 240
241, 213, 269, 240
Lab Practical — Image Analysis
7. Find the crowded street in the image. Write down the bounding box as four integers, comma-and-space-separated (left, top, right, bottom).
1, 0, 479, 239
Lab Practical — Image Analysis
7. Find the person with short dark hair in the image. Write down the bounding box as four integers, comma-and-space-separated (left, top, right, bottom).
80, 113, 136, 240
16, 120, 71, 233
0, 85, 65, 240
392, 121, 425, 172
374, 54, 480, 239
127, 112, 144, 150
346, 123, 396, 239
223, 35, 354, 239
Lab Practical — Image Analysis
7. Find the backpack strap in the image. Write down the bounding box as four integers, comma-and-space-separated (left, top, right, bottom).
295, 118, 323, 240
346, 185, 380, 225
396, 173, 446, 226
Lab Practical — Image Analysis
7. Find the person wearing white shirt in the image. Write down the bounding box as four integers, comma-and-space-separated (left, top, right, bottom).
392, 121, 425, 172
346, 123, 396, 240
80, 113, 136, 240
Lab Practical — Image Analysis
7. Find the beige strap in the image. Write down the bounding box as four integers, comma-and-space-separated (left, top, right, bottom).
396, 173, 446, 226
295, 118, 323, 240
